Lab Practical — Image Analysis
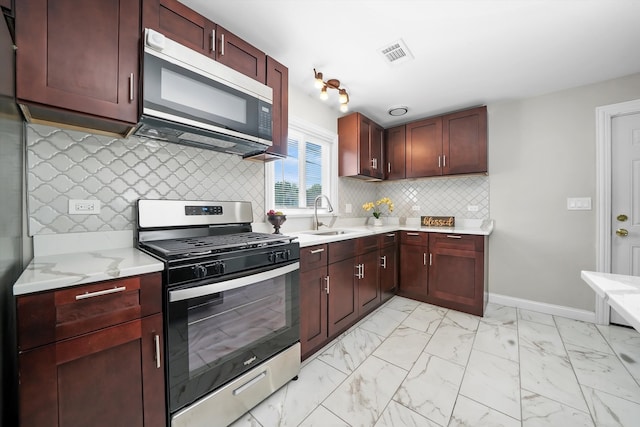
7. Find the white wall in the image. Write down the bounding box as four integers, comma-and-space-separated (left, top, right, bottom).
288, 86, 339, 132
488, 72, 640, 311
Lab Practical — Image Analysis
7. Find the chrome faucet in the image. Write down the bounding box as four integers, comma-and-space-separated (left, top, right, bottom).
313, 195, 334, 230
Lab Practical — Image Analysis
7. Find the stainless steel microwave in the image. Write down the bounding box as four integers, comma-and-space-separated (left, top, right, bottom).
134, 29, 273, 158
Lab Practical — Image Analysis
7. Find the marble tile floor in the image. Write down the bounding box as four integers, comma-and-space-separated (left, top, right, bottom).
230, 296, 640, 427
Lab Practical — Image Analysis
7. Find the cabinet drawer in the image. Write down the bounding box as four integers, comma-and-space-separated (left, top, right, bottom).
379, 232, 397, 248
17, 273, 162, 351
357, 235, 379, 254
328, 240, 354, 264
429, 233, 484, 252
300, 244, 328, 272
400, 231, 428, 246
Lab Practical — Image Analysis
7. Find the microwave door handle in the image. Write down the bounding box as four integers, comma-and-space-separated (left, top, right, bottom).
168, 262, 299, 302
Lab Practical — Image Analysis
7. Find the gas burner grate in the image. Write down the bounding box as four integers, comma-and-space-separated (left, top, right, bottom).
141, 232, 293, 258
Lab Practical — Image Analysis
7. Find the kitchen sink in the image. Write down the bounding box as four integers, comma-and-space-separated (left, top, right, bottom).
301, 229, 358, 236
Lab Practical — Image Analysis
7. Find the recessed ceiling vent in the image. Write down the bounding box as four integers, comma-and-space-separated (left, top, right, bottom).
378, 39, 413, 65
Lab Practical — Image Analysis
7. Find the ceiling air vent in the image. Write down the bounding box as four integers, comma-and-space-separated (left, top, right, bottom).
378, 39, 413, 65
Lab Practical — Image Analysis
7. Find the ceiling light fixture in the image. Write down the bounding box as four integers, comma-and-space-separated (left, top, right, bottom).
314, 68, 349, 113
388, 106, 408, 116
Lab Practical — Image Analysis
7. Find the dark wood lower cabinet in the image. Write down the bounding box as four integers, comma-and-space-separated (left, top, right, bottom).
299, 265, 328, 359
17, 273, 165, 427
428, 234, 485, 316
327, 257, 359, 337
379, 244, 398, 302
18, 314, 165, 427
299, 235, 397, 359
357, 250, 380, 316
398, 231, 486, 316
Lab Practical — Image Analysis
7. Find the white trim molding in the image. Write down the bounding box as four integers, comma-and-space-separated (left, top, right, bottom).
488, 293, 596, 323
595, 98, 640, 324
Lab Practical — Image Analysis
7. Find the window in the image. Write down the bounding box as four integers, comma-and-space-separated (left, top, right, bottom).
266, 117, 337, 214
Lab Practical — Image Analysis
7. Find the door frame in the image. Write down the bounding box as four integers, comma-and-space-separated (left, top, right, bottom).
595, 98, 640, 324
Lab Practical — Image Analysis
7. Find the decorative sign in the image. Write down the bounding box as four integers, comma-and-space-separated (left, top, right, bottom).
421, 216, 455, 227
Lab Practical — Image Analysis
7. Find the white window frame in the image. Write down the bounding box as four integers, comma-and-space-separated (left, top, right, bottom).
265, 116, 338, 216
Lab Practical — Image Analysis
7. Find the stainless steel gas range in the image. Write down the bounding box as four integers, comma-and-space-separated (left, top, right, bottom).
136, 199, 300, 427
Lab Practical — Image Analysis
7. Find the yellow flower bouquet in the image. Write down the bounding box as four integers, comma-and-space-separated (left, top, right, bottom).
362, 197, 394, 219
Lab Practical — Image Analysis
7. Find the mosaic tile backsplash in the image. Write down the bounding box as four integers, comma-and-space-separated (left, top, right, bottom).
339, 175, 489, 220
27, 124, 489, 235
27, 124, 265, 235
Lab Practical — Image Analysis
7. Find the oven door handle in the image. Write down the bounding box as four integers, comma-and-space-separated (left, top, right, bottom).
169, 262, 300, 302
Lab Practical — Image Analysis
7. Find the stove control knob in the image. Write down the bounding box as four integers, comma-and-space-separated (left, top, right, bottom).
193, 264, 208, 279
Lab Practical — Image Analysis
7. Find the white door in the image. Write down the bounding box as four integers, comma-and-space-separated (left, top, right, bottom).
611, 112, 640, 325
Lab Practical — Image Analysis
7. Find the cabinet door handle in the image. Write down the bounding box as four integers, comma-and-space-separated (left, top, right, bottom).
443, 155, 446, 167
309, 248, 325, 254
381, 255, 387, 269
446, 235, 462, 239
423, 253, 427, 265
361, 263, 365, 279
324, 276, 330, 294
429, 253, 433, 266
220, 32, 225, 56
75, 286, 126, 300
210, 29, 216, 52
371, 158, 378, 169
438, 155, 441, 168
129, 73, 134, 102
388, 162, 391, 173
407, 232, 420, 236
154, 334, 161, 369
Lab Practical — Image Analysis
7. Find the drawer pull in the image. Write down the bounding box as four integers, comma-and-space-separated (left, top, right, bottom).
233, 371, 267, 396
75, 286, 126, 300
385, 233, 395, 237
446, 235, 462, 239
309, 248, 325, 254
154, 334, 161, 369
406, 232, 420, 236
381, 255, 387, 269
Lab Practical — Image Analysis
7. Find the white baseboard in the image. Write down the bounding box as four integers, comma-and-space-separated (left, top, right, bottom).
488, 293, 596, 323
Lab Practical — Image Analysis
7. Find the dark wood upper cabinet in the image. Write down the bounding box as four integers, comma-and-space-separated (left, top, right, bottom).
442, 106, 487, 175
385, 125, 406, 180
382, 105, 487, 180
265, 56, 288, 158
338, 112, 384, 180
215, 24, 266, 83
406, 117, 442, 178
143, 0, 216, 57
16, 0, 140, 135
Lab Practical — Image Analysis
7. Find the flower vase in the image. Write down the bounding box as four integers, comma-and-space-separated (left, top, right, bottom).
372, 218, 383, 227
267, 215, 286, 234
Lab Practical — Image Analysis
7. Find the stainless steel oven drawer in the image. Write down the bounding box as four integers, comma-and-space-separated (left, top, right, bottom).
171, 342, 301, 427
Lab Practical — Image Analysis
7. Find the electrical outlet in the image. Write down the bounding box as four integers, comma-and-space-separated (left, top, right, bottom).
69, 199, 101, 215
411, 205, 421, 211
467, 205, 479, 212
345, 203, 352, 213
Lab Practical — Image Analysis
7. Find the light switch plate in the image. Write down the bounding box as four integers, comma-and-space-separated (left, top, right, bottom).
345, 203, 352, 213
567, 197, 592, 211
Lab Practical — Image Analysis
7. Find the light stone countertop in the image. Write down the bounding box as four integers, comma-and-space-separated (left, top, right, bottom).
14, 219, 493, 296
288, 219, 494, 248
581, 270, 640, 332
13, 248, 165, 296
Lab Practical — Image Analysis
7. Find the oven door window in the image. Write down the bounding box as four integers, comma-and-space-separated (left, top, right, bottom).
167, 262, 299, 412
